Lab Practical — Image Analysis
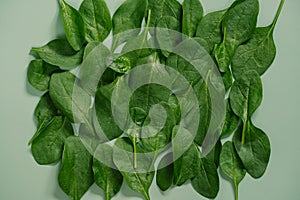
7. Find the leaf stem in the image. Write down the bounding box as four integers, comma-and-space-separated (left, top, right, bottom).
233, 178, 239, 200
133, 131, 138, 169
271, 0, 285, 31
241, 120, 248, 145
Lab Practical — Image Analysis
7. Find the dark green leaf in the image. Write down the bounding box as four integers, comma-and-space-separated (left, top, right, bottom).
31, 116, 73, 165
196, 9, 226, 53
220, 141, 246, 200
49, 72, 91, 123
93, 144, 123, 200
31, 39, 83, 69
182, 0, 203, 37
95, 80, 123, 140
232, 0, 284, 78
156, 152, 173, 191
148, 0, 182, 28
27, 59, 60, 91
156, 16, 181, 57
79, 0, 112, 42
60, 0, 85, 51
58, 136, 94, 200
112, 0, 147, 50
220, 99, 240, 138
229, 70, 262, 122
205, 139, 222, 167
191, 158, 219, 199
215, 0, 259, 72
233, 122, 271, 178
113, 137, 154, 200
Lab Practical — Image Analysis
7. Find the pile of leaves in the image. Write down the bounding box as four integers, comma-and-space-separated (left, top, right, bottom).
27, 0, 284, 199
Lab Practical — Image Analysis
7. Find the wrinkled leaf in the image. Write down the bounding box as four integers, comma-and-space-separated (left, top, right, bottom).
156, 152, 173, 191
182, 0, 203, 37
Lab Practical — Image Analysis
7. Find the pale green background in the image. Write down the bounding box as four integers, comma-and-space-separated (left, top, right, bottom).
0, 0, 299, 199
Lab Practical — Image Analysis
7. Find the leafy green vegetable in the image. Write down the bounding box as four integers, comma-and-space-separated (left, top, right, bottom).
148, 0, 182, 28
232, 0, 285, 78
93, 144, 123, 200
27, 1, 284, 199
215, 0, 259, 72
27, 59, 60, 91
113, 137, 154, 200
220, 141, 246, 200
191, 157, 219, 199
182, 0, 203, 37
49, 72, 91, 123
60, 0, 85, 51
79, 0, 112, 42
58, 136, 94, 200
233, 122, 271, 179
31, 116, 73, 165
112, 0, 147, 50
31, 39, 84, 69
156, 152, 174, 191
196, 10, 226, 53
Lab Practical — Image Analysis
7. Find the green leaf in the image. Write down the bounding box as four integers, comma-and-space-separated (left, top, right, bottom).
220, 99, 240, 138
31, 116, 73, 165
79, 0, 112, 42
58, 136, 94, 200
233, 122, 271, 178
113, 137, 154, 200
60, 0, 85, 51
49, 72, 91, 123
27, 59, 60, 91
182, 0, 203, 37
173, 142, 201, 186
231, 0, 285, 78
220, 141, 246, 200
229, 70, 262, 122
156, 16, 181, 57
215, 0, 259, 72
29, 93, 59, 145
83, 41, 101, 60
31, 39, 83, 69
205, 139, 222, 167
148, 0, 182, 28
156, 152, 173, 191
191, 157, 219, 199
95, 80, 123, 140
93, 144, 123, 200
112, 0, 147, 50
196, 9, 226, 53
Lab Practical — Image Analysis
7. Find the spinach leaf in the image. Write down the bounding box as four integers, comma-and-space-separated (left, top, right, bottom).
156, 16, 181, 57
232, 0, 285, 78
233, 122, 271, 179
60, 0, 85, 51
220, 141, 246, 200
112, 0, 147, 50
27, 59, 60, 91
58, 136, 94, 200
31, 116, 73, 165
205, 139, 222, 167
28, 93, 59, 145
156, 152, 173, 191
49, 72, 91, 123
191, 157, 219, 199
31, 39, 84, 69
196, 10, 226, 53
215, 0, 259, 72
83, 41, 101, 60
113, 137, 154, 200
220, 99, 240, 138
229, 70, 262, 122
148, 0, 182, 28
182, 0, 203, 37
173, 142, 201, 186
95, 80, 123, 140
93, 144, 123, 200
79, 0, 112, 42
79, 42, 112, 94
